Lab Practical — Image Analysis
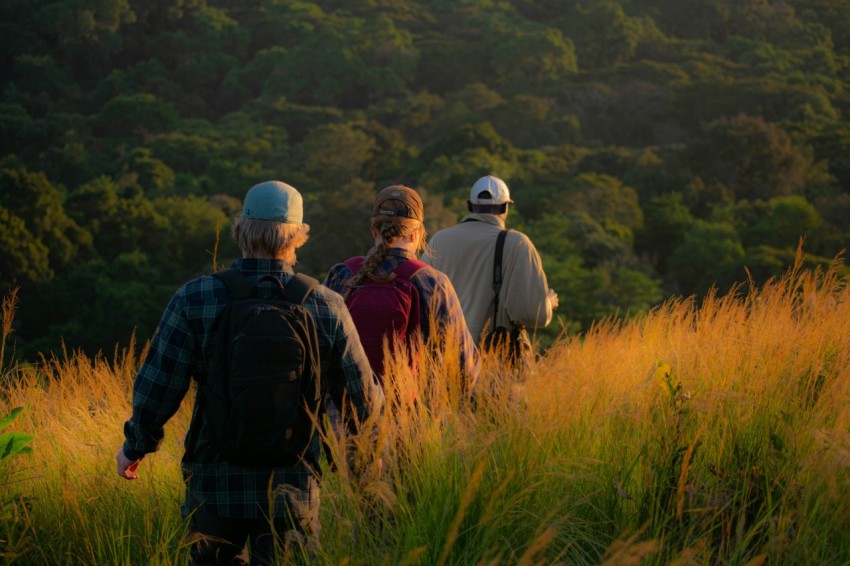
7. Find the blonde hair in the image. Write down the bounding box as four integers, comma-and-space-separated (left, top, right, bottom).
231, 217, 310, 264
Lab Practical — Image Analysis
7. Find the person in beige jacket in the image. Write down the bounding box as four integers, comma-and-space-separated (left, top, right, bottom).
421, 175, 558, 358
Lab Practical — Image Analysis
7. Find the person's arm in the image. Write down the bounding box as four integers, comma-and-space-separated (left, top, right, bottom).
117, 290, 195, 479
501, 232, 555, 330
421, 273, 481, 395
318, 292, 385, 482
321, 293, 384, 430
447, 283, 481, 395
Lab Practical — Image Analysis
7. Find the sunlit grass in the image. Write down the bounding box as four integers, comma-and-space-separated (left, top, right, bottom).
2, 255, 849, 564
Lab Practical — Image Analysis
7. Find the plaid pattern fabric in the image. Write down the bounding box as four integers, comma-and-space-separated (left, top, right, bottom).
122, 258, 383, 519
324, 248, 480, 385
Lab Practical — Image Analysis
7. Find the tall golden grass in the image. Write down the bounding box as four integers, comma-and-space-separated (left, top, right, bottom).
1, 254, 849, 564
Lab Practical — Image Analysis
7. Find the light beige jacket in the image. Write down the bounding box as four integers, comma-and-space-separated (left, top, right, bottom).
422, 213, 554, 344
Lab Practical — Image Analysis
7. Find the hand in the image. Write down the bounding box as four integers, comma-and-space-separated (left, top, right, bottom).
116, 449, 141, 480
547, 288, 559, 311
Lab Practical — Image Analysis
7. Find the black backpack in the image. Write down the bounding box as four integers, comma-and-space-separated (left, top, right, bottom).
204, 269, 321, 468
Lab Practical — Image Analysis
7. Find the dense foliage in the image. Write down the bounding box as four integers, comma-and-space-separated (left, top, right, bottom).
2, 0, 850, 359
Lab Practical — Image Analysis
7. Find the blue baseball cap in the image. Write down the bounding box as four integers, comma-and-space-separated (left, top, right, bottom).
241, 181, 303, 224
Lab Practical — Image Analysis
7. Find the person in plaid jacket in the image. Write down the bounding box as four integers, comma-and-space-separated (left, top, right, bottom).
116, 180, 384, 565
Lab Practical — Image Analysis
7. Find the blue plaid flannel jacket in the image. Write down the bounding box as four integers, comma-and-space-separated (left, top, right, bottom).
122, 258, 384, 519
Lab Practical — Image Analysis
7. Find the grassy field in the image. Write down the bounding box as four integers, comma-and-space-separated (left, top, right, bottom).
2, 258, 849, 565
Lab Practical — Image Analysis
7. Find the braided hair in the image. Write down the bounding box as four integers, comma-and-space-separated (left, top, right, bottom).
344, 192, 427, 299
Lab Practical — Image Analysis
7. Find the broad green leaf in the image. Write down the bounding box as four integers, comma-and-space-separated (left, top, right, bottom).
0, 432, 34, 460
0, 407, 23, 431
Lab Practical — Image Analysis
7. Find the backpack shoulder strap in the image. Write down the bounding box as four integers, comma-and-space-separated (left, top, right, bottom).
392, 259, 426, 337
213, 269, 252, 300
285, 273, 319, 305
343, 256, 365, 274
393, 258, 428, 281
493, 230, 509, 295
491, 230, 509, 332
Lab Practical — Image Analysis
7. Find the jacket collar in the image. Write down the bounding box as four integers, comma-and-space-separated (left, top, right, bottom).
229, 257, 295, 275
461, 213, 506, 229
364, 246, 417, 260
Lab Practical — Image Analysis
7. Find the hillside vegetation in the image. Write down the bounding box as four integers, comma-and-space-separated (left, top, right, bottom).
2, 0, 850, 359
1, 258, 849, 564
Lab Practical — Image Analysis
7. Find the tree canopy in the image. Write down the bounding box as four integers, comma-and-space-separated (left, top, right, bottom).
2, 0, 849, 358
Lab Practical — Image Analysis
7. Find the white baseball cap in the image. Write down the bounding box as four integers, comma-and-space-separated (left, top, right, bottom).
469, 175, 514, 205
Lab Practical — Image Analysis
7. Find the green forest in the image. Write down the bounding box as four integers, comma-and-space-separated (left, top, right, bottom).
2, 0, 850, 361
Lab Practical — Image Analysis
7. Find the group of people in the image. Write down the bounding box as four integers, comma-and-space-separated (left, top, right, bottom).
116, 175, 558, 565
